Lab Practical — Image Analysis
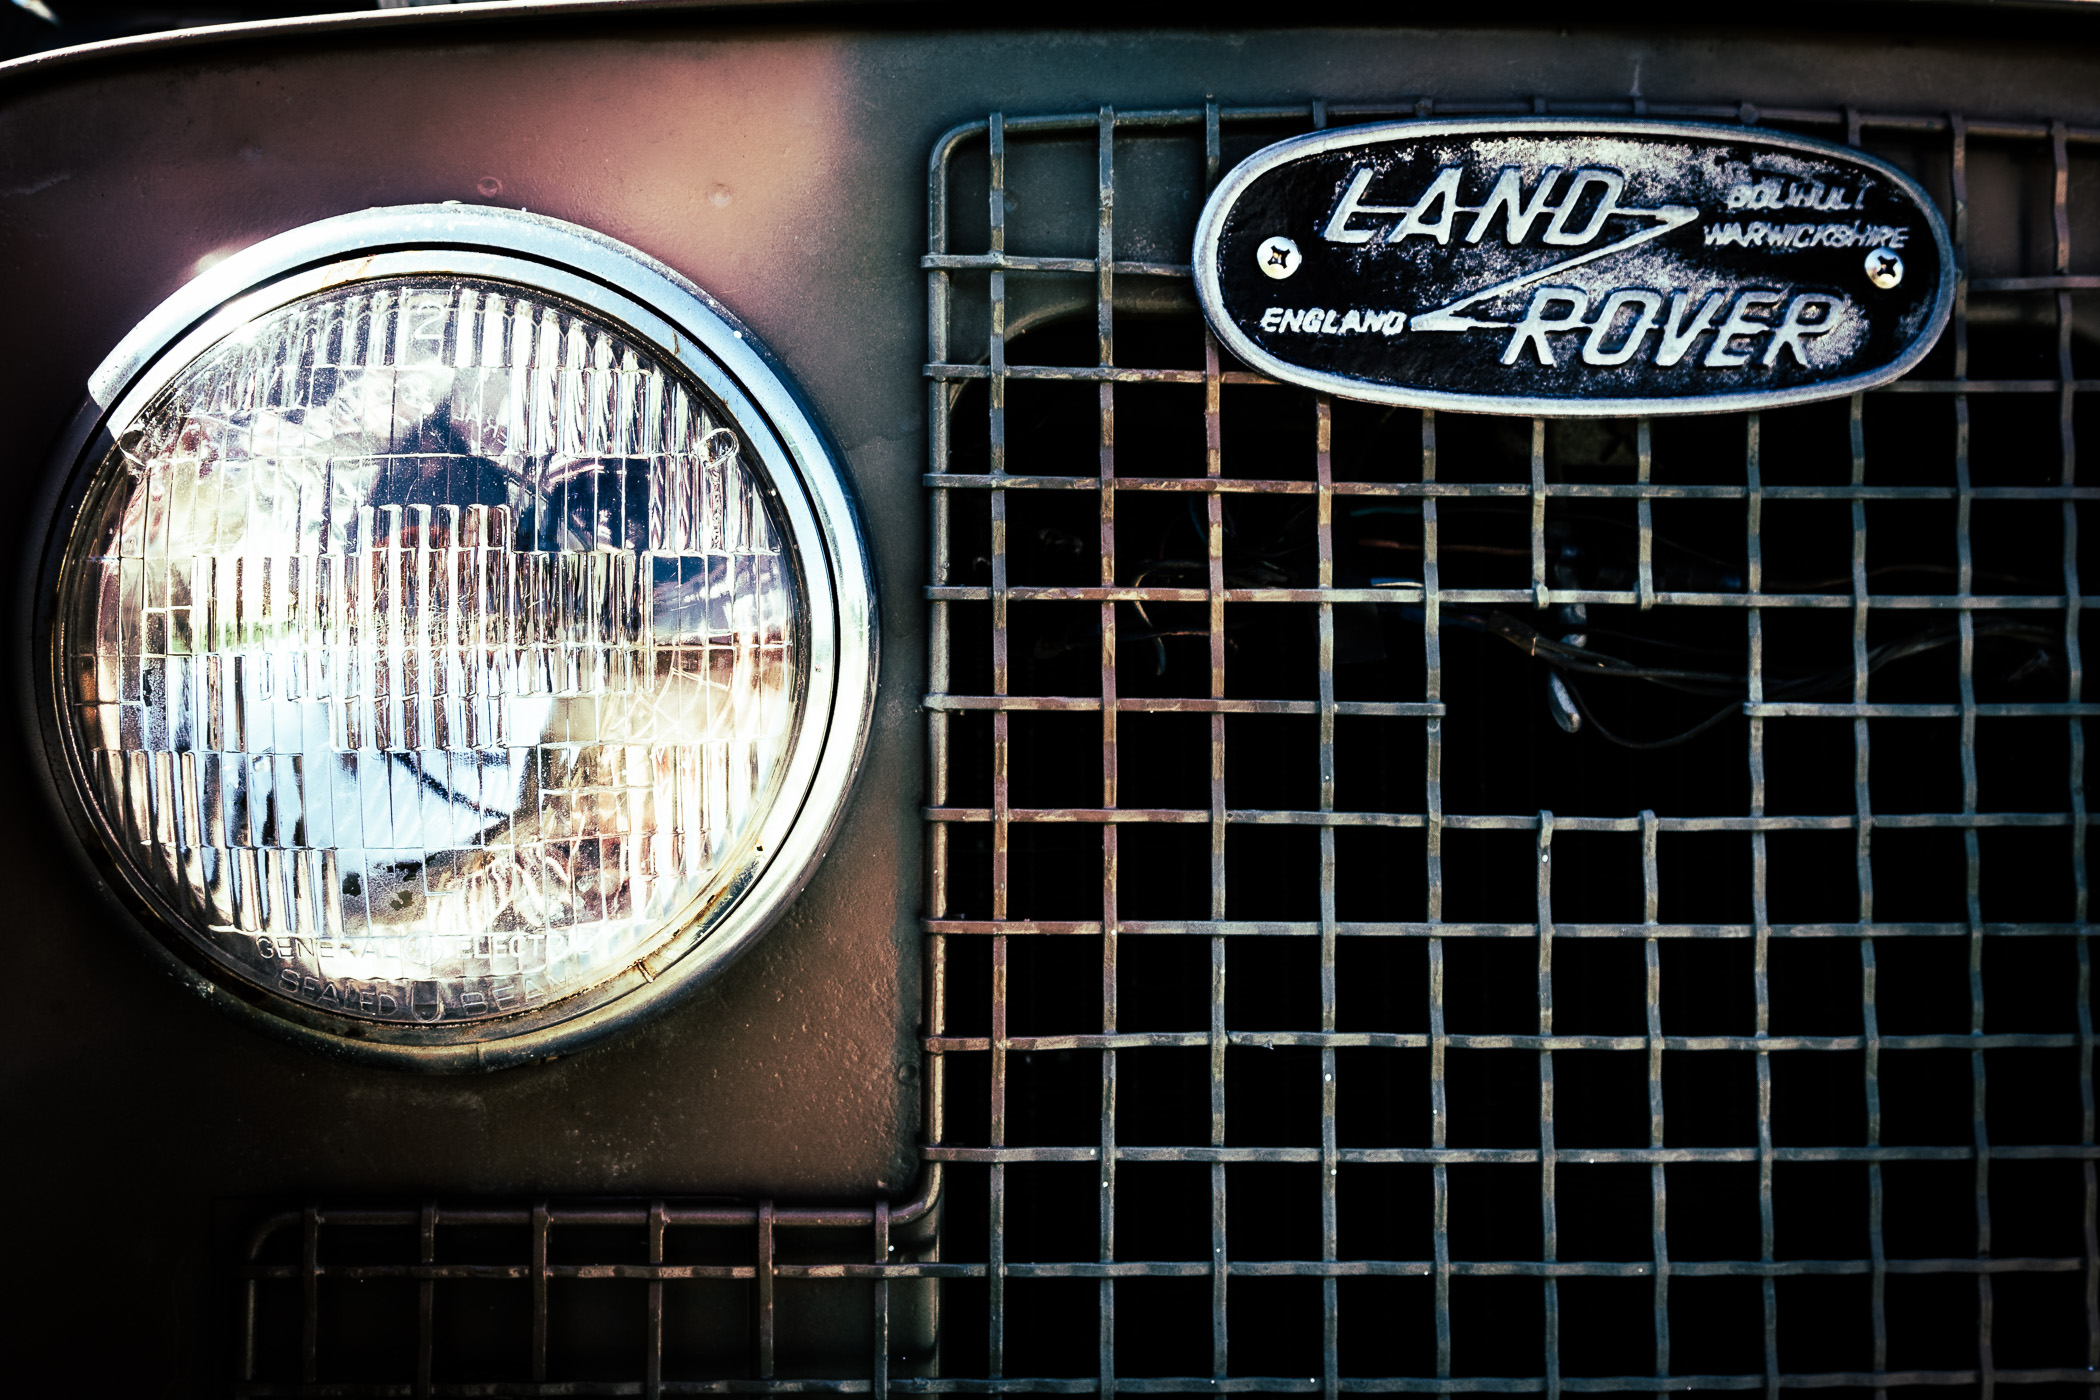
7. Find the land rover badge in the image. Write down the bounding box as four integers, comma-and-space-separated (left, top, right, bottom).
1194, 119, 1954, 416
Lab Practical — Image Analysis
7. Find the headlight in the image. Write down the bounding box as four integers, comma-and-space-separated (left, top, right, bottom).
42, 208, 874, 1068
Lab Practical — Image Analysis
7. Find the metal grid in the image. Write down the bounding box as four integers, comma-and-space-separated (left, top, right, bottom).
923, 100, 2100, 1392
235, 1198, 935, 1394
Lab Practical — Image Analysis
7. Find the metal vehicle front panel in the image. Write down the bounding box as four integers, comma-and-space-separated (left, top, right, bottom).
0, 8, 2094, 1391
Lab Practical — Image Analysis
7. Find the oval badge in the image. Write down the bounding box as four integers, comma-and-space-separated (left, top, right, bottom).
1194, 119, 1953, 416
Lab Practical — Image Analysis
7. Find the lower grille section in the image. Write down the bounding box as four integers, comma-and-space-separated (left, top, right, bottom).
236, 1202, 937, 1391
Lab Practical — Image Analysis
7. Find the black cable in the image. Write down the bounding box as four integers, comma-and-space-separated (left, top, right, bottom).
1485, 612, 1750, 688
1496, 612, 2062, 748
1561, 677, 1744, 751
1488, 610, 2058, 697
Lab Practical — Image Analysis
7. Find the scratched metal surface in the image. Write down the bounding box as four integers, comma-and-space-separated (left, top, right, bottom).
0, 7, 2093, 1391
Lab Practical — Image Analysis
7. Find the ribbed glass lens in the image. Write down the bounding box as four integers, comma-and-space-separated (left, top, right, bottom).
60, 277, 801, 1025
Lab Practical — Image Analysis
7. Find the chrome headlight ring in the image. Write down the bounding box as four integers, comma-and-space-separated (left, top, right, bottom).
25, 205, 876, 1071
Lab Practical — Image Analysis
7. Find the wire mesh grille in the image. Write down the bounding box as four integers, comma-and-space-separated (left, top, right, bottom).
923, 100, 2100, 1391
235, 1200, 937, 1393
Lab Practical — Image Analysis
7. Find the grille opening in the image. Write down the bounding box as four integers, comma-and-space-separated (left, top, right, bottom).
929, 264, 2096, 1381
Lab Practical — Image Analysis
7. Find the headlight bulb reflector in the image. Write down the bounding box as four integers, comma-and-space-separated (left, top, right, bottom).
59, 275, 807, 1031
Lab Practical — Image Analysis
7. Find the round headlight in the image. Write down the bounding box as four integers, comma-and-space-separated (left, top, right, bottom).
40, 208, 874, 1068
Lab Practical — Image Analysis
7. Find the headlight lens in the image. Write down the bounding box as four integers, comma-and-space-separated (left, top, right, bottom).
60, 275, 805, 1028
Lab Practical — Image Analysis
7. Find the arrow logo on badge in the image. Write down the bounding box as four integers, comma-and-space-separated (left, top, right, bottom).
1409, 201, 1701, 332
